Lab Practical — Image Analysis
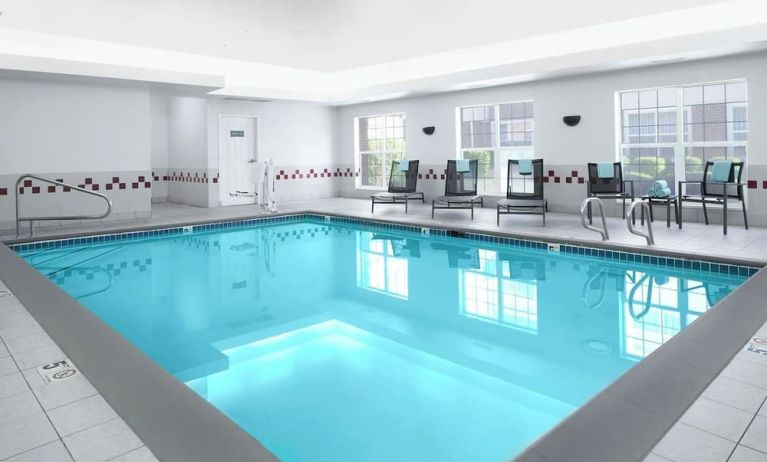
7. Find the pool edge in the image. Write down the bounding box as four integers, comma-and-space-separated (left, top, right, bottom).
2, 212, 766, 462
0, 245, 279, 462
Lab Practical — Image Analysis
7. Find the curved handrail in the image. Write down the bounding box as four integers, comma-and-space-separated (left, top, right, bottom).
582, 270, 607, 311
15, 174, 113, 237
580, 197, 609, 240
627, 273, 653, 320
626, 201, 655, 245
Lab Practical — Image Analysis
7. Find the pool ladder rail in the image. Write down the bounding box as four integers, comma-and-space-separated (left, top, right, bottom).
626, 201, 655, 245
580, 197, 610, 241
579, 198, 655, 245
15, 174, 113, 237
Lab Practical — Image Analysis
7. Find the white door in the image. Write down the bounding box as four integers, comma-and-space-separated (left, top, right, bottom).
219, 115, 257, 206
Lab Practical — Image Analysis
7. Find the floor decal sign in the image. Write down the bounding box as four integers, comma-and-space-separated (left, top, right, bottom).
36, 359, 79, 384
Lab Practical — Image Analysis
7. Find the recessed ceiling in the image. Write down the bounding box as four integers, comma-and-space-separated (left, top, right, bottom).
0, 0, 765, 103
0, 0, 735, 71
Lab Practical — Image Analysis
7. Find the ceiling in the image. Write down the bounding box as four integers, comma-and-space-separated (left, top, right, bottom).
0, 0, 765, 103
0, 0, 731, 72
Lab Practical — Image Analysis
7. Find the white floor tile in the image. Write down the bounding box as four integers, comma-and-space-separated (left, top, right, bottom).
5, 331, 57, 356
741, 416, 767, 454
729, 445, 767, 462
48, 394, 118, 437
653, 423, 736, 462
0, 371, 29, 399
0, 355, 19, 377
32, 373, 98, 410
680, 397, 753, 442
13, 344, 66, 371
0, 411, 59, 460
0, 388, 44, 426
702, 376, 767, 414
5, 441, 74, 462
64, 418, 143, 462
109, 446, 159, 462
721, 358, 767, 390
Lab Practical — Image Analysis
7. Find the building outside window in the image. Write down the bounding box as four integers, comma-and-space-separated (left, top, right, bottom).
457, 101, 534, 193
355, 113, 406, 188
618, 80, 748, 195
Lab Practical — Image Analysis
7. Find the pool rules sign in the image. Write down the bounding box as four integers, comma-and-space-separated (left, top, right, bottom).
37, 359, 79, 384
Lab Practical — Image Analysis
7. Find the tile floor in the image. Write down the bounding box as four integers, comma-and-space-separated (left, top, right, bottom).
2, 198, 767, 461
646, 324, 767, 462
0, 282, 157, 462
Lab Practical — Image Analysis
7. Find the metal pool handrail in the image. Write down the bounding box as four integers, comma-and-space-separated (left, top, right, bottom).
15, 174, 113, 237
580, 197, 609, 240
626, 201, 655, 245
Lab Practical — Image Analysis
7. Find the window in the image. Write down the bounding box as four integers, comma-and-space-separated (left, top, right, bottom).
355, 113, 406, 188
457, 101, 534, 193
618, 81, 748, 196
620, 273, 716, 360
356, 232, 408, 299
459, 249, 538, 333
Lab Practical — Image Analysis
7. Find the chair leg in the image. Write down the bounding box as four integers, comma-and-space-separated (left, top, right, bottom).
371, 199, 375, 213
742, 200, 749, 229
497, 206, 500, 226
431, 202, 435, 219
678, 198, 683, 229
471, 202, 474, 220
622, 198, 626, 220
702, 201, 709, 225
405, 199, 408, 214
588, 201, 593, 225
542, 207, 546, 226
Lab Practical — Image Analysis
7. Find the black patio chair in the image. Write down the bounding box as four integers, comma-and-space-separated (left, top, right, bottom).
371, 160, 424, 213
497, 159, 547, 226
586, 162, 635, 223
432, 160, 483, 219
678, 161, 747, 235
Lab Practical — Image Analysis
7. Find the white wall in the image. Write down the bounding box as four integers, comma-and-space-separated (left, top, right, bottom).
166, 96, 209, 206
335, 51, 767, 222
0, 77, 152, 230
150, 91, 169, 202
206, 98, 339, 205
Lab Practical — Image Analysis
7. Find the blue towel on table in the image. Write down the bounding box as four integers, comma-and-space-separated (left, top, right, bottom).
597, 163, 614, 179
647, 180, 671, 197
517, 159, 533, 175
456, 159, 471, 173
711, 160, 732, 182
398, 160, 409, 172
648, 186, 672, 198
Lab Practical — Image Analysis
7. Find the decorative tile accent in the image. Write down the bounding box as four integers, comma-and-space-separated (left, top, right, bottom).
9, 175, 151, 196
10, 214, 761, 277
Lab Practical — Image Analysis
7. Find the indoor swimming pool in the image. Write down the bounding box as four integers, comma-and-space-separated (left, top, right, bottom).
15, 216, 753, 462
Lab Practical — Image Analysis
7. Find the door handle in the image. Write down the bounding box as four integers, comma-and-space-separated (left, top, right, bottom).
248, 159, 257, 163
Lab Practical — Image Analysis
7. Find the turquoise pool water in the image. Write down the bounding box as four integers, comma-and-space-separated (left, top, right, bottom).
18, 219, 749, 461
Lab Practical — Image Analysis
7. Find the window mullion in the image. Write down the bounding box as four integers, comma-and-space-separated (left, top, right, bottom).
675, 87, 685, 186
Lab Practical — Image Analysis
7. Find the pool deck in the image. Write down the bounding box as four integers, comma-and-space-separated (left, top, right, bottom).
1, 199, 767, 462
3, 199, 767, 265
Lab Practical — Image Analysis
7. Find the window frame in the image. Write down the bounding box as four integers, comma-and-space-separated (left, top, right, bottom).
615, 79, 748, 196
354, 112, 407, 191
455, 100, 535, 194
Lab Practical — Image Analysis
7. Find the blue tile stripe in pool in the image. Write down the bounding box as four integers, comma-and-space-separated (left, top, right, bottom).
8, 213, 761, 277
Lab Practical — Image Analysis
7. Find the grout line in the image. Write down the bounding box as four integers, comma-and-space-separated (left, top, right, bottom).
0, 337, 76, 462
725, 395, 767, 461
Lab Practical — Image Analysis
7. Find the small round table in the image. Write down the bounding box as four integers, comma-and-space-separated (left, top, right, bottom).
639, 195, 679, 228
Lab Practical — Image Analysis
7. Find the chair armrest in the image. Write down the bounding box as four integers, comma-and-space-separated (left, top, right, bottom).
622, 180, 634, 197
677, 180, 703, 196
